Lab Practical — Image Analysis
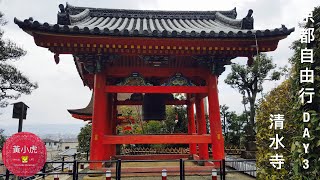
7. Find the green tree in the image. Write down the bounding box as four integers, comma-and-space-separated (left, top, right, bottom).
220, 104, 229, 136
256, 6, 320, 179
256, 80, 295, 179
0, 12, 37, 107
289, 6, 320, 179
0, 129, 6, 151
225, 53, 281, 138
227, 112, 248, 146
77, 124, 91, 153
144, 120, 164, 134
163, 105, 188, 134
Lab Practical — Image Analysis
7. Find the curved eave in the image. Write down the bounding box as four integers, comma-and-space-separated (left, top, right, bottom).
69, 111, 136, 124
67, 109, 91, 116
70, 113, 92, 121
14, 18, 294, 39
67, 93, 93, 120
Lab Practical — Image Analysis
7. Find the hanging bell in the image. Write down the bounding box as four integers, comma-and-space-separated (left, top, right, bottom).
142, 93, 166, 120
130, 93, 143, 101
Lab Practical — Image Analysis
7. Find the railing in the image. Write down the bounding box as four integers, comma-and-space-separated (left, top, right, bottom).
121, 147, 189, 155
0, 158, 256, 180
0, 154, 78, 180
226, 156, 256, 177
224, 145, 246, 155
121, 146, 245, 155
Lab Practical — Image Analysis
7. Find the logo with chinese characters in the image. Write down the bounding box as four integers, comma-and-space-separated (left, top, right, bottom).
2, 132, 47, 177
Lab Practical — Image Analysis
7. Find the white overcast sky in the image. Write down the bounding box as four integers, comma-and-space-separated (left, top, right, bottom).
0, 0, 319, 127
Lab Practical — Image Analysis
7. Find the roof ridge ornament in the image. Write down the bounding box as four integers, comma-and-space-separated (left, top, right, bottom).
241, 9, 254, 30
57, 4, 71, 25
232, 7, 237, 19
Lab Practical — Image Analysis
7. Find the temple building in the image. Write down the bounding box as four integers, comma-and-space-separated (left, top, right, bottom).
15, 3, 294, 168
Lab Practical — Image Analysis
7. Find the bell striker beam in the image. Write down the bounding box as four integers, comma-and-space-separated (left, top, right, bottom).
90, 71, 109, 169
208, 74, 225, 162
187, 95, 197, 155
195, 96, 209, 160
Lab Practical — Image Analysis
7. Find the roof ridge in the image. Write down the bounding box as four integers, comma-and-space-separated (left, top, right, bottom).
62, 3, 237, 19
65, 3, 237, 16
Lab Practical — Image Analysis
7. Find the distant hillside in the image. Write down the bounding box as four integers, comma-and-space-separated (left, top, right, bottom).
1, 124, 85, 139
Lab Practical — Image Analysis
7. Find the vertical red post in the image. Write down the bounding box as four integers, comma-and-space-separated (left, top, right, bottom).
111, 94, 118, 157
90, 72, 109, 169
195, 96, 209, 160
104, 93, 113, 159
207, 75, 225, 163
187, 95, 196, 155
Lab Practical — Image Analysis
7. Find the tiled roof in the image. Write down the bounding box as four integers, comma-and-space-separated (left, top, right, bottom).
58, 148, 78, 156
14, 3, 294, 38
59, 138, 78, 143
42, 138, 58, 143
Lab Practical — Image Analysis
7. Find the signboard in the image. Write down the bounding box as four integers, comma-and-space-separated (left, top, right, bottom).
2, 132, 47, 177
12, 102, 28, 119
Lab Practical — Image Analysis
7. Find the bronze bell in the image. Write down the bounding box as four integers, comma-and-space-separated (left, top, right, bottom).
142, 93, 167, 120
130, 93, 143, 101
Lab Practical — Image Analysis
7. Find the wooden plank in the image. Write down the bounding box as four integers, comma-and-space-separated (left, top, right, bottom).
115, 154, 189, 160
103, 134, 212, 144
105, 67, 209, 78
116, 100, 188, 105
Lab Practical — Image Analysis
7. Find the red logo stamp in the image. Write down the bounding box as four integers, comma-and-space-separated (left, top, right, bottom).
2, 132, 47, 177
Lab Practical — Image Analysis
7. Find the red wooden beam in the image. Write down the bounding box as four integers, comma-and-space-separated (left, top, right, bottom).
105, 67, 209, 79
34, 32, 281, 55
115, 154, 189, 160
116, 100, 188, 105
103, 134, 212, 144
105, 86, 207, 93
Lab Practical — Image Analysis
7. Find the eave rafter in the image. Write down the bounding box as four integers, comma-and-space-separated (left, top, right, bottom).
31, 31, 284, 57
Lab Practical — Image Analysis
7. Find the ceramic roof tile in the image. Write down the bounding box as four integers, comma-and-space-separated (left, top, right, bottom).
14, 3, 294, 38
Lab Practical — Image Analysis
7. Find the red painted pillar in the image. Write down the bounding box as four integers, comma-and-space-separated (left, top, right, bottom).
105, 94, 113, 161
111, 94, 118, 157
90, 72, 108, 169
187, 98, 196, 155
195, 96, 209, 160
207, 75, 225, 162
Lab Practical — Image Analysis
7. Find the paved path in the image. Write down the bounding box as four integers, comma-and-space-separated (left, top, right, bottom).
74, 174, 255, 180
119, 173, 255, 180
